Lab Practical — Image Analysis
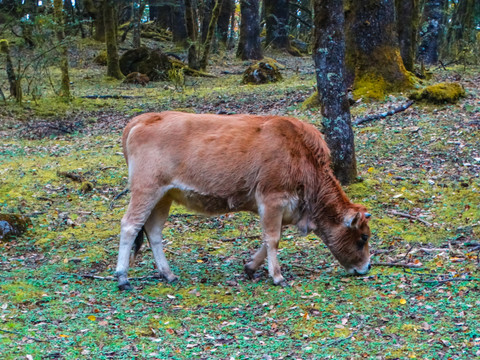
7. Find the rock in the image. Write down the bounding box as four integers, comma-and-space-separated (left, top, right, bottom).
123, 72, 150, 86
409, 82, 466, 104
242, 58, 283, 85
119, 47, 172, 81
0, 214, 32, 242
93, 50, 107, 66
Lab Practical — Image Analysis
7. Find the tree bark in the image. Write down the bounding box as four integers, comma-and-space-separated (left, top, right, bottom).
264, 0, 290, 50
395, 0, 420, 72
345, 0, 413, 100
54, 0, 71, 99
417, 0, 447, 64
217, 0, 233, 47
445, 0, 478, 60
171, 0, 187, 45
201, 0, 214, 43
200, 0, 222, 70
313, 0, 356, 185
132, 0, 147, 48
0, 40, 21, 102
237, 0, 262, 60
103, 0, 124, 79
185, 0, 200, 69
148, 0, 160, 21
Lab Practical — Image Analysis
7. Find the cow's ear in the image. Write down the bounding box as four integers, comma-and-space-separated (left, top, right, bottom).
344, 212, 362, 229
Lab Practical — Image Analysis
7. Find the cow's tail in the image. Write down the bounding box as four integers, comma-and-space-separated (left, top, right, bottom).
130, 227, 145, 265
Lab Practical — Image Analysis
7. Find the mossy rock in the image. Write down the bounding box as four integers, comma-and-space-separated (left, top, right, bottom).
409, 82, 466, 104
302, 91, 321, 109
242, 58, 283, 85
0, 214, 32, 242
93, 50, 108, 66
123, 72, 150, 86
0, 39, 9, 54
119, 47, 172, 81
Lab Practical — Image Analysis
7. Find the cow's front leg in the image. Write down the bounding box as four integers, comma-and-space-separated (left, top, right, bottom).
259, 201, 285, 286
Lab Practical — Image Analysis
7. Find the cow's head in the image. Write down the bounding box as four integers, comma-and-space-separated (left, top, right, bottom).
317, 207, 372, 275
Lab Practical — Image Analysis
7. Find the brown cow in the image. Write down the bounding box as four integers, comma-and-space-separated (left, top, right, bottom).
116, 111, 371, 290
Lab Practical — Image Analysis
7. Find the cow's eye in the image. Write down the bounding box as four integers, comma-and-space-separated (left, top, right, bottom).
361, 234, 369, 242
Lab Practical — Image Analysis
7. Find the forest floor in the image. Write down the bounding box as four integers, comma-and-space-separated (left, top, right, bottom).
0, 41, 479, 359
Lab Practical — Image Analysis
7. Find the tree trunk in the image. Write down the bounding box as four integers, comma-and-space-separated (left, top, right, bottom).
445, 0, 478, 60
237, 0, 262, 60
75, 0, 87, 38
104, 0, 124, 79
313, 0, 356, 185
54, 0, 71, 99
185, 0, 200, 69
264, 0, 289, 50
417, 0, 447, 64
201, 0, 214, 43
217, 0, 233, 47
132, 0, 147, 48
149, 0, 161, 21
172, 0, 188, 45
93, 0, 106, 42
156, 0, 172, 28
345, 0, 413, 100
200, 0, 222, 70
0, 39, 21, 102
395, 0, 420, 72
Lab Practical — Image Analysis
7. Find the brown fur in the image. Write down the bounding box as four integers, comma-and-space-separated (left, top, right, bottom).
115, 111, 371, 289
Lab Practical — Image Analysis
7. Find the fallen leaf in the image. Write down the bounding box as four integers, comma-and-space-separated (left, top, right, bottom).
87, 315, 96, 321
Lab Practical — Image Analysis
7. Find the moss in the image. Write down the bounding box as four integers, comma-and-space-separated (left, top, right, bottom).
353, 73, 388, 100
242, 58, 283, 85
1, 281, 45, 303
0, 39, 9, 54
301, 91, 321, 109
350, 46, 416, 100
93, 50, 108, 66
409, 82, 466, 104
80, 181, 94, 193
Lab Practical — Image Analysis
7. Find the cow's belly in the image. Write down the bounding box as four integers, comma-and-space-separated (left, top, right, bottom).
167, 188, 258, 215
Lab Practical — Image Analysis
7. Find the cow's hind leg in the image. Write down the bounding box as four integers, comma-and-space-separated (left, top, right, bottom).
116, 187, 166, 290
144, 197, 178, 283
244, 244, 267, 279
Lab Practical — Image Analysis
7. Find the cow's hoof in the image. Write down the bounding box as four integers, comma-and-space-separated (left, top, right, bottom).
244, 264, 256, 280
165, 273, 179, 283
273, 276, 287, 287
118, 282, 133, 291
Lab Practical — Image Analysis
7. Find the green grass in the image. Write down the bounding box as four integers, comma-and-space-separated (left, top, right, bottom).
0, 53, 479, 358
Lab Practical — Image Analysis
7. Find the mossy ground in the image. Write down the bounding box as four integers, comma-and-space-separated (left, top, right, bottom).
0, 43, 479, 359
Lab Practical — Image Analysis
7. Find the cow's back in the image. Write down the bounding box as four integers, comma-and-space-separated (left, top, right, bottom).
123, 111, 329, 199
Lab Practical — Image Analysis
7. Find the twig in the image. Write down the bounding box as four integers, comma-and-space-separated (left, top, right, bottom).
57, 170, 84, 182
387, 210, 432, 227
290, 263, 326, 273
354, 101, 414, 125
82, 95, 142, 99
0, 328, 47, 343
421, 277, 477, 285
73, 273, 160, 281
220, 234, 261, 242
109, 187, 129, 209
373, 261, 422, 269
